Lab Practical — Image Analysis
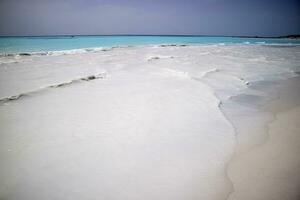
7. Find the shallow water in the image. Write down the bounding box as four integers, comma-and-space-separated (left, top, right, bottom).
0, 35, 300, 54
224, 76, 300, 200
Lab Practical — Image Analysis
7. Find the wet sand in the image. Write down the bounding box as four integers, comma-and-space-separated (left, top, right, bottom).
227, 76, 300, 200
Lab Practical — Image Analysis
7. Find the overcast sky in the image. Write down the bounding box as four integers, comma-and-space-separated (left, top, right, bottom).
0, 0, 299, 36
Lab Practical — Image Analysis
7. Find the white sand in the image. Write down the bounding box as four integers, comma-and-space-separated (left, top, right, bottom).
0, 44, 299, 200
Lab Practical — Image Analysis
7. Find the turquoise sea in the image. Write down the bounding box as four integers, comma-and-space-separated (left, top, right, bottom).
0, 35, 299, 54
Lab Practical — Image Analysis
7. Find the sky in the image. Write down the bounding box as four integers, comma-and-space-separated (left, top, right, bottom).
0, 0, 299, 36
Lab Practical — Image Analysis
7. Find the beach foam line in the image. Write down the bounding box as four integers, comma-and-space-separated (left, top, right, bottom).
0, 72, 107, 104
187, 68, 238, 200
0, 44, 183, 57
0, 46, 135, 57
0, 43, 293, 59
3, 42, 298, 58
194, 69, 239, 200
218, 101, 238, 200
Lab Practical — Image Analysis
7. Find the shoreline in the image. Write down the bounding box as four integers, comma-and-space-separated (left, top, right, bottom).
1, 42, 299, 57
225, 75, 300, 200
1, 36, 300, 55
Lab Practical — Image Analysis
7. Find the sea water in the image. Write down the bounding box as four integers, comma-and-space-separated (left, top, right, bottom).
0, 35, 299, 54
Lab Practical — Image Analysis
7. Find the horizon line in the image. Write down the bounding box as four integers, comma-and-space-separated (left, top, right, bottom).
0, 34, 299, 38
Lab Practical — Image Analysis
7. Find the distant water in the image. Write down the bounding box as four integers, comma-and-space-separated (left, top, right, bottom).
0, 35, 299, 54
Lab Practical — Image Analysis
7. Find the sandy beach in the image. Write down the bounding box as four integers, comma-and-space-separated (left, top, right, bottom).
0, 44, 299, 200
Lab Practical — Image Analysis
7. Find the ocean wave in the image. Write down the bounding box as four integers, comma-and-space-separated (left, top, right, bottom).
0, 44, 188, 58
0, 46, 124, 57
0, 42, 299, 59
